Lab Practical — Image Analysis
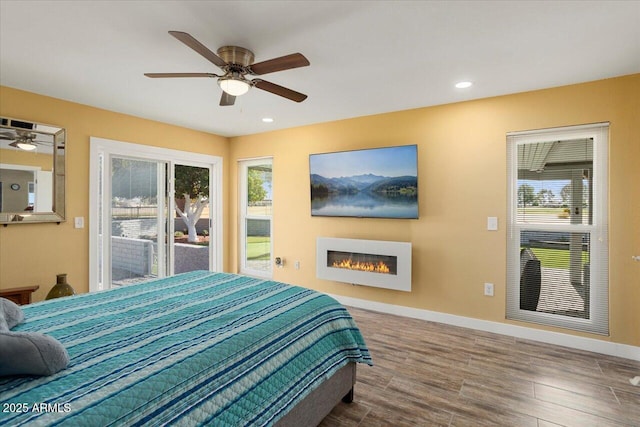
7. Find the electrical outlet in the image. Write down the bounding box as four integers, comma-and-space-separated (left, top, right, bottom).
484, 282, 494, 297
294, 261, 300, 270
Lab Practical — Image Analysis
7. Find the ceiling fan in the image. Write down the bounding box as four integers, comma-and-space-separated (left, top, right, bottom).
145, 31, 310, 106
0, 130, 51, 151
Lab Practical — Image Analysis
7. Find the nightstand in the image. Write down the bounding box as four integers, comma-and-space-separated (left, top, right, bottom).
0, 285, 40, 305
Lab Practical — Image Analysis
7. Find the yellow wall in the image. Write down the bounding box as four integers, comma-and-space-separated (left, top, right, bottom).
0, 148, 53, 170
1, 76, 638, 347
229, 74, 640, 347
0, 86, 230, 301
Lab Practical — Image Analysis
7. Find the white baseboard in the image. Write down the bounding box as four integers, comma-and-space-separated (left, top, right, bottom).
330, 294, 640, 362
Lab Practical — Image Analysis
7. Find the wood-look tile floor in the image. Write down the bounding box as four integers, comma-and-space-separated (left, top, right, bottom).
320, 307, 640, 427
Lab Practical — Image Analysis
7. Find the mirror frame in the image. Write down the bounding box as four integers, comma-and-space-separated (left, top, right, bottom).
0, 117, 66, 225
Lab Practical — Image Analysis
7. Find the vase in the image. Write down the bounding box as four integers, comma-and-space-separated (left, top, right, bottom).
45, 274, 76, 300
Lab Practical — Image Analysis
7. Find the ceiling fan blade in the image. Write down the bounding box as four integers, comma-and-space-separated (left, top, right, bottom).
253, 80, 308, 102
168, 31, 227, 68
144, 73, 217, 78
250, 53, 310, 75
220, 92, 236, 106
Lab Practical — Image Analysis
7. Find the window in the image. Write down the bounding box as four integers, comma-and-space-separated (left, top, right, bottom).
89, 137, 223, 291
239, 158, 273, 278
506, 123, 609, 334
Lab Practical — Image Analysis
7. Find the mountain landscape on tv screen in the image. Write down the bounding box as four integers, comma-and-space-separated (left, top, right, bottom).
310, 173, 417, 197
310, 173, 418, 218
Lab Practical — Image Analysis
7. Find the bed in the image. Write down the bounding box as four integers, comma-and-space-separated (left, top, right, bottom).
0, 271, 372, 426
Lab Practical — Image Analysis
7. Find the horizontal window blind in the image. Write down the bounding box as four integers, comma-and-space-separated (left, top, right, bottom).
506, 123, 609, 335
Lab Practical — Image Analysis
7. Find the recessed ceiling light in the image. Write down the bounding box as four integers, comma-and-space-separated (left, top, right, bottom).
455, 81, 473, 89
262, 117, 274, 123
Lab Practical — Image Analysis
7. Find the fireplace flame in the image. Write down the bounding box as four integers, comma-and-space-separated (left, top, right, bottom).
332, 258, 391, 274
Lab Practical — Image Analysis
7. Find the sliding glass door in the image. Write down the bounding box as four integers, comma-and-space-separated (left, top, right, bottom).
109, 157, 167, 286
173, 164, 212, 274
90, 138, 223, 292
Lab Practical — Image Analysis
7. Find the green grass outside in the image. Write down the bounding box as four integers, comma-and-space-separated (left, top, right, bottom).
528, 247, 589, 269
247, 236, 271, 260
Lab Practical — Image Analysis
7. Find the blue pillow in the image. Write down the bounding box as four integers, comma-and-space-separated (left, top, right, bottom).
0, 331, 70, 377
0, 298, 24, 331
0, 298, 69, 377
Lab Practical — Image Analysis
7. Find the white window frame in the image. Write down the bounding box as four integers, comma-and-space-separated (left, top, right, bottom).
238, 157, 273, 278
506, 123, 609, 334
89, 137, 223, 292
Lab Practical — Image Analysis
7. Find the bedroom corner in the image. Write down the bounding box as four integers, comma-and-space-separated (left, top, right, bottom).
0, 85, 232, 301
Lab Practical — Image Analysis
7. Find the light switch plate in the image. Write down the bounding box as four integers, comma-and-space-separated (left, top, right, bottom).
487, 216, 498, 231
74, 217, 84, 229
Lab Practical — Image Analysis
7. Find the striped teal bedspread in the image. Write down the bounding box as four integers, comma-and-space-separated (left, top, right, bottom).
0, 271, 372, 426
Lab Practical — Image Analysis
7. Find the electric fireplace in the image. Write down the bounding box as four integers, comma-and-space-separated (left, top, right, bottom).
327, 250, 397, 275
317, 237, 412, 291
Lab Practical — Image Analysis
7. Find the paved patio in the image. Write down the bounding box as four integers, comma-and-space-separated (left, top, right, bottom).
536, 266, 588, 318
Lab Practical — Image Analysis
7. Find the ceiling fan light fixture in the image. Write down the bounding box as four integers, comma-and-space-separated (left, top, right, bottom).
218, 77, 251, 96
16, 142, 37, 151
146, 32, 309, 106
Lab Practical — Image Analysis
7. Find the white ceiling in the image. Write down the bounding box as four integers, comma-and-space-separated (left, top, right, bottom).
1, 1, 639, 138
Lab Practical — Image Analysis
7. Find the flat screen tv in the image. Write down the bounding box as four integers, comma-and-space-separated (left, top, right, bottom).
310, 145, 418, 219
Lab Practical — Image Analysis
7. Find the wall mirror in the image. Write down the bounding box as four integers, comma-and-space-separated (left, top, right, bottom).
0, 117, 66, 224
